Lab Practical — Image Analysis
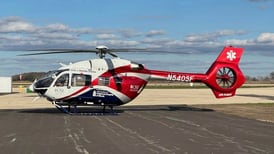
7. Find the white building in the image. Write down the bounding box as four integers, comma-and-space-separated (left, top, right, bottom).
0, 77, 12, 93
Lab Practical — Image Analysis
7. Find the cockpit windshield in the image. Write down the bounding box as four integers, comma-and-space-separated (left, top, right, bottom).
34, 69, 67, 88
44, 70, 64, 79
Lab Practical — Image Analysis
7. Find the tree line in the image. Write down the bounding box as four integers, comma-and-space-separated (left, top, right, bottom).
12, 72, 46, 82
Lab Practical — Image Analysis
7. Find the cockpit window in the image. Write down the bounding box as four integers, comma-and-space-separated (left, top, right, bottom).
55, 74, 69, 87
98, 77, 110, 86
34, 70, 65, 88
71, 74, 91, 87
34, 77, 54, 88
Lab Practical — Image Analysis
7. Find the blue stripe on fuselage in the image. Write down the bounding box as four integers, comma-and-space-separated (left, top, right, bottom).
60, 89, 124, 106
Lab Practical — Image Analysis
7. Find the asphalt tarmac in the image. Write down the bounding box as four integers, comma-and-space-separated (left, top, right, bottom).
0, 105, 273, 154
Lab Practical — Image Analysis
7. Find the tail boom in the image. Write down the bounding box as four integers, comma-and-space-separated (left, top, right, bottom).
148, 46, 245, 98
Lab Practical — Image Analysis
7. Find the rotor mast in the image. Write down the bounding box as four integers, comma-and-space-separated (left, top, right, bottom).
96, 45, 109, 59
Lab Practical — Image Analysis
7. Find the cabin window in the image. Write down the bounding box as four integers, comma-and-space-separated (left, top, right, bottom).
54, 74, 69, 87
98, 77, 110, 86
72, 74, 91, 87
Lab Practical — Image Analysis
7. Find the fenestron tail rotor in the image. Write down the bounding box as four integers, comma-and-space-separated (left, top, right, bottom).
17, 45, 146, 58
216, 67, 236, 89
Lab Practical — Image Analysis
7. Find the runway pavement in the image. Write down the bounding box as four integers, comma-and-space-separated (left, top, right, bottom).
0, 87, 274, 153
0, 105, 273, 154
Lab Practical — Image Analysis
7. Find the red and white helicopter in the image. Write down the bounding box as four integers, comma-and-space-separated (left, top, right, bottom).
22, 45, 245, 114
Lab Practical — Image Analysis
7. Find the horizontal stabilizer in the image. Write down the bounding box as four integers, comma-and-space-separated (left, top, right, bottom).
212, 90, 236, 98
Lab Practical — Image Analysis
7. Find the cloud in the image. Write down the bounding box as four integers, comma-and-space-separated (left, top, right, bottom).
225, 39, 252, 46
41, 23, 94, 34
43, 23, 69, 32
146, 30, 165, 37
0, 16, 95, 50
1, 16, 274, 55
184, 30, 247, 42
142, 38, 172, 44
225, 32, 274, 47
0, 16, 35, 33
96, 34, 117, 39
0, 16, 196, 49
256, 33, 274, 43
34, 32, 77, 40
141, 38, 175, 48
0, 16, 148, 50
106, 40, 140, 47
119, 29, 142, 38
246, 0, 273, 10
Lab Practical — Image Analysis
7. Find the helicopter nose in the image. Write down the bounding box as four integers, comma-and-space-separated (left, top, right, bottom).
31, 81, 48, 95
33, 87, 48, 95
28, 79, 36, 92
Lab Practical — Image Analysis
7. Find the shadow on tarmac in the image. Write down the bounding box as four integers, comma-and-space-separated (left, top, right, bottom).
0, 92, 19, 96
7, 105, 214, 115
237, 94, 274, 101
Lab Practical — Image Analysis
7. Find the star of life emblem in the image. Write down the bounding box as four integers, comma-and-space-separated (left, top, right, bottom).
226, 50, 236, 61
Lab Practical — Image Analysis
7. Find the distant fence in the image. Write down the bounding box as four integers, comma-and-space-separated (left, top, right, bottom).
12, 82, 32, 88
12, 82, 32, 93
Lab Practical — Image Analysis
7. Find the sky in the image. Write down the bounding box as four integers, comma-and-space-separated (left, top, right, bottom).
0, 0, 274, 77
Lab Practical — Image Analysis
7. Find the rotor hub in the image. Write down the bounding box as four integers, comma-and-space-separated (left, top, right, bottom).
95, 45, 109, 58
96, 45, 109, 50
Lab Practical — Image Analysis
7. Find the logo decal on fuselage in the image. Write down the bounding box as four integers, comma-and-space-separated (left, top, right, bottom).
130, 85, 140, 92
93, 90, 114, 97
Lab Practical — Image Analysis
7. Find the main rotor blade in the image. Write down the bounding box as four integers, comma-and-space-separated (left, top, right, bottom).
28, 48, 146, 52
111, 48, 147, 52
17, 49, 98, 56
17, 47, 192, 56
17, 48, 147, 56
112, 48, 192, 54
107, 51, 118, 57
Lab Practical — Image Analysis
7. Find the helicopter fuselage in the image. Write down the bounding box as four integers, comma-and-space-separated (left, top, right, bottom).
34, 58, 154, 106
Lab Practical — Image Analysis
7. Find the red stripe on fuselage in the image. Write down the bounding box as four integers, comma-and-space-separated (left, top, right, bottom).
91, 65, 149, 99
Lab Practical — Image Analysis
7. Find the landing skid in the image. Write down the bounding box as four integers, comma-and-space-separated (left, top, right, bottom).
52, 101, 118, 116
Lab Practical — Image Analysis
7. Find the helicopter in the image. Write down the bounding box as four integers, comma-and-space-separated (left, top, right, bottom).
21, 45, 245, 114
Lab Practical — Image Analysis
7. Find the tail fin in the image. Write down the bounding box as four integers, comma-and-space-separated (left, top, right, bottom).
205, 46, 245, 98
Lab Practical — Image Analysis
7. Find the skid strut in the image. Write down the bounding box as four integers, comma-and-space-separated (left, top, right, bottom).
52, 101, 118, 115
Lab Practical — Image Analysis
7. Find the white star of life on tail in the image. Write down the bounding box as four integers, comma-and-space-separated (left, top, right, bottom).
226, 50, 236, 61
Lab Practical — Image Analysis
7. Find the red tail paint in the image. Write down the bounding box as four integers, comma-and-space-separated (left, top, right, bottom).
149, 46, 245, 98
